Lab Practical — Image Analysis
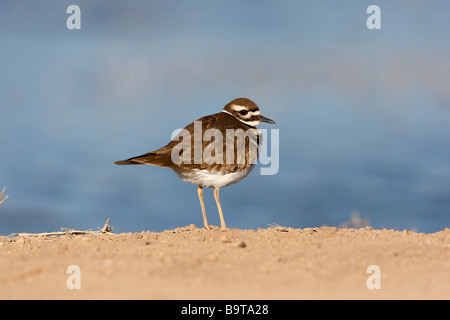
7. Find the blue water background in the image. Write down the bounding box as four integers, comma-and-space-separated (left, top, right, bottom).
0, 1, 449, 234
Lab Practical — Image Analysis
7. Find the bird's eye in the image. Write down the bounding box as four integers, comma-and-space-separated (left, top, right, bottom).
239, 110, 248, 116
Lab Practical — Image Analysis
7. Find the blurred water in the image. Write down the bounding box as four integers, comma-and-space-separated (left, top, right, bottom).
0, 1, 449, 234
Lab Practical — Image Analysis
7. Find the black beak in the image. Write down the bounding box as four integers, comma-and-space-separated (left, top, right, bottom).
260, 115, 276, 124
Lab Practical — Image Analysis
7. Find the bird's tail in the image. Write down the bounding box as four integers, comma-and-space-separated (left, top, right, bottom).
114, 159, 142, 165
114, 150, 173, 167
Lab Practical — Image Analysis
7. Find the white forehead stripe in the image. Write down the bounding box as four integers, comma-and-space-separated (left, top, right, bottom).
231, 105, 247, 111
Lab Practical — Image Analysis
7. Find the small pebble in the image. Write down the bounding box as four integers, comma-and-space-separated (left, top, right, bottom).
234, 240, 246, 248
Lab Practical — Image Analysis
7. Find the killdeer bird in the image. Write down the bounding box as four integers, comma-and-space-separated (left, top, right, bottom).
115, 98, 275, 230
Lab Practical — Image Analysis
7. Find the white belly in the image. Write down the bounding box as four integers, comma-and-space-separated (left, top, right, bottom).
172, 166, 255, 188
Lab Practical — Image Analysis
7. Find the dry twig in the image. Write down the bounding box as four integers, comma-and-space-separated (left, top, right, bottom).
340, 211, 370, 228
10, 218, 113, 238
99, 218, 113, 233
0, 187, 8, 205
268, 223, 289, 232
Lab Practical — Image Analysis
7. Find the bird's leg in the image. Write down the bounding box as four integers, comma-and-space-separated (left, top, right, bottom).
214, 187, 228, 231
197, 186, 210, 229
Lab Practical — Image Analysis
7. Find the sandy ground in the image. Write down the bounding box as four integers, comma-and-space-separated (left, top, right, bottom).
0, 225, 449, 300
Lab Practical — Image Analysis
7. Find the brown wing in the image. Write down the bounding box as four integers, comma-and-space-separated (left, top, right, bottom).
115, 112, 260, 172
174, 112, 260, 173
